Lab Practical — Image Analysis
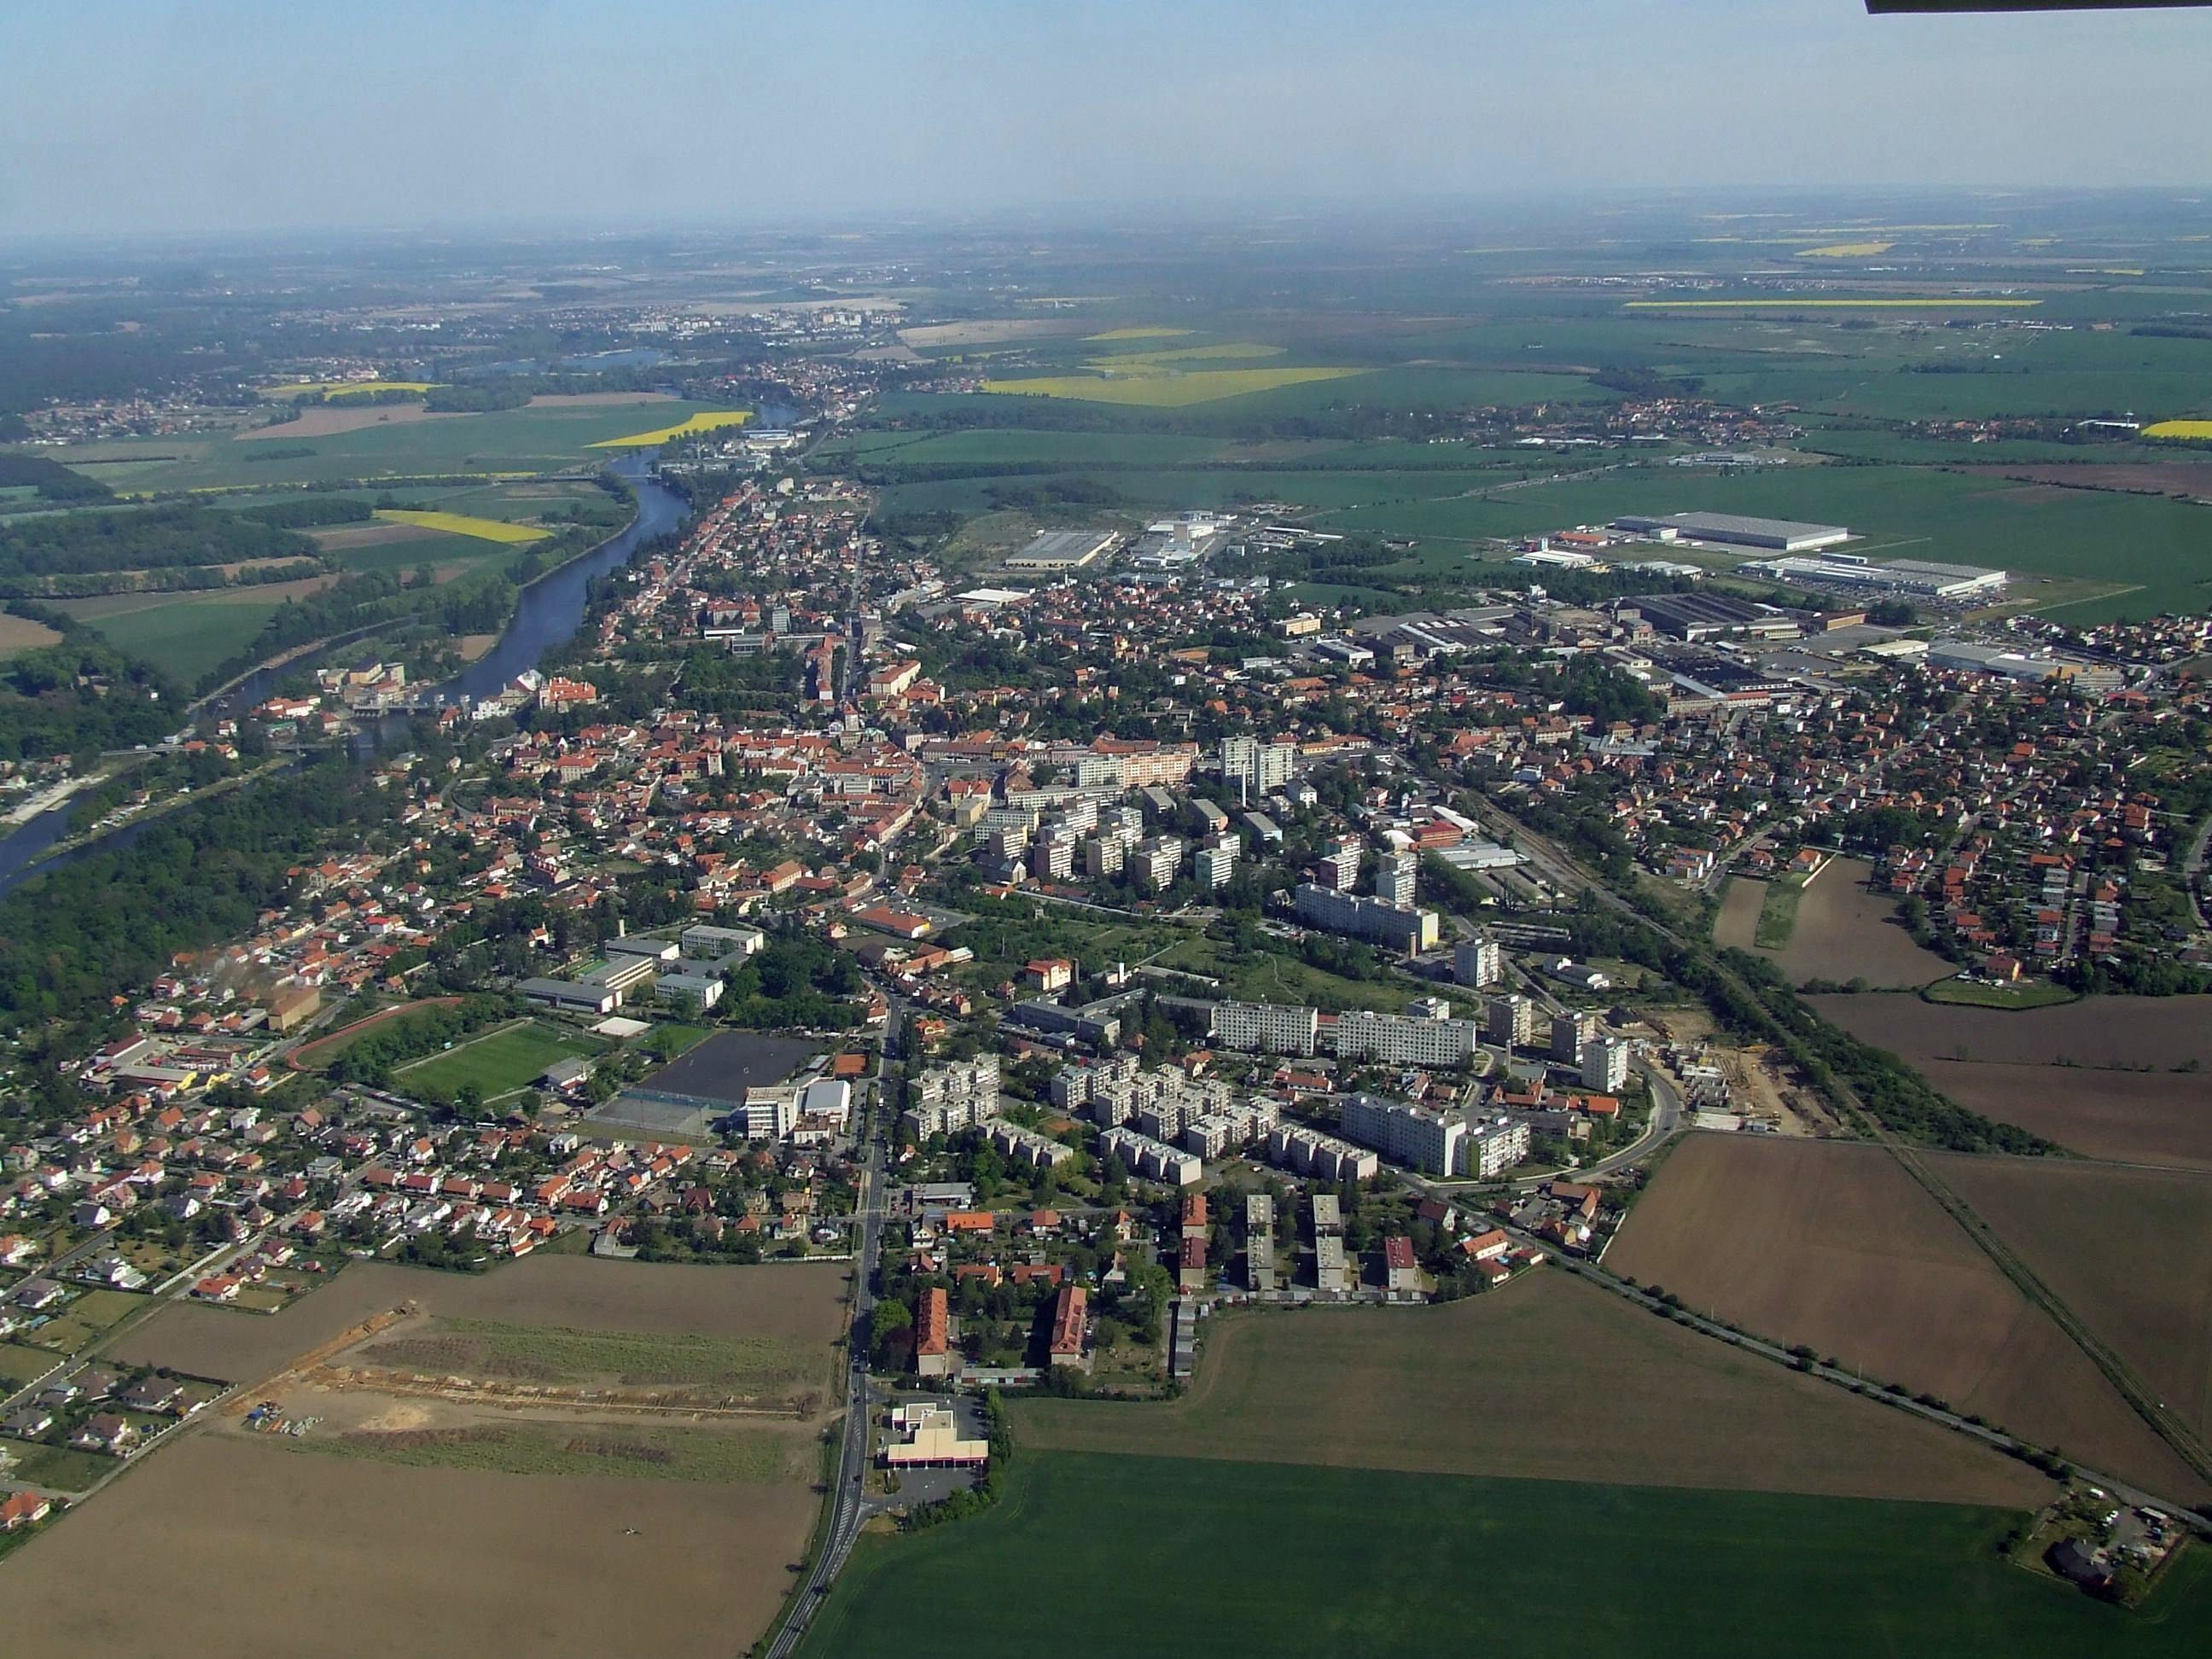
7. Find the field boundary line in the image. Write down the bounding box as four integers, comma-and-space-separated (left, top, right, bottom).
1883, 1139, 2212, 1490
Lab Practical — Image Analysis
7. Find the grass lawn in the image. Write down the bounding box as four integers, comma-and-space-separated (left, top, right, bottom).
801, 1452, 2211, 1658
8, 1443, 122, 1493
393, 1022, 602, 1100
1755, 876, 1807, 950
1924, 979, 2082, 1010
0, 1342, 59, 1386
26, 1289, 146, 1355
641, 1022, 713, 1061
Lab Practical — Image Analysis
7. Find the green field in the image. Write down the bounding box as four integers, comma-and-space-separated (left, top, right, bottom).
363, 1319, 816, 1393
54, 591, 306, 685
290, 1419, 803, 1485
5, 1444, 125, 1493
980, 366, 1368, 407
26, 1289, 148, 1355
0, 1342, 59, 1387
1924, 979, 2083, 1010
393, 1022, 602, 1101
801, 1452, 2209, 1658
1756, 876, 1807, 950
41, 401, 742, 492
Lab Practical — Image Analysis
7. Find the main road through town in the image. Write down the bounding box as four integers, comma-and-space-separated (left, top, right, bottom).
762, 1003, 899, 1659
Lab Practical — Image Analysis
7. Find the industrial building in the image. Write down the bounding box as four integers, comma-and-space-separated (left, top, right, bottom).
1614, 512, 1852, 552
1006, 529, 1117, 570
1743, 550, 2006, 600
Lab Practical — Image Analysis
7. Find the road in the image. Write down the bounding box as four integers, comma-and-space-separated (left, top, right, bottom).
762, 1003, 898, 1659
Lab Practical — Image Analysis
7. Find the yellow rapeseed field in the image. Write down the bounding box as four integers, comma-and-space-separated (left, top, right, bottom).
372, 509, 550, 544
980, 367, 1365, 407
2143, 420, 2212, 441
586, 410, 752, 448
1799, 242, 1895, 258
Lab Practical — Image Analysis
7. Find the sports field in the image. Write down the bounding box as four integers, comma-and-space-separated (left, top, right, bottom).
393, 1021, 601, 1100
1608, 1134, 2206, 1503
371, 508, 550, 544
800, 1452, 2209, 1659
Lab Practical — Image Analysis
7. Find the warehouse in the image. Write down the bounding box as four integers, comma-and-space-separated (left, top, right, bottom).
1744, 552, 2006, 599
1006, 529, 1116, 569
1613, 512, 1853, 551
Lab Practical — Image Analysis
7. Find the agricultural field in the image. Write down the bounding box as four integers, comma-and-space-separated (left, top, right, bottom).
585, 410, 751, 448
258, 380, 439, 399
352, 1316, 820, 1404
1720, 859, 1953, 987
1015, 1272, 2045, 1507
0, 613, 64, 660
1930, 1155, 2212, 1446
1809, 993, 2212, 1168
51, 587, 322, 685
1607, 1134, 2207, 1505
979, 365, 1367, 407
0, 1434, 818, 1659
799, 1452, 2212, 1659
34, 400, 742, 492
389, 1020, 601, 1101
108, 1254, 848, 1388
371, 508, 550, 544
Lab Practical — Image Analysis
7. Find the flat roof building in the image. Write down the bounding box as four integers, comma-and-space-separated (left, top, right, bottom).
1614, 512, 1852, 552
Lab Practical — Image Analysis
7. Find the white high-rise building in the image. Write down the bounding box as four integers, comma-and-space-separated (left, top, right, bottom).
1333, 1009, 1483, 1068
1220, 736, 1296, 804
1338, 1093, 1464, 1177
1580, 1037, 1631, 1094
1372, 851, 1417, 909
1454, 934, 1504, 988
1212, 1000, 1320, 1057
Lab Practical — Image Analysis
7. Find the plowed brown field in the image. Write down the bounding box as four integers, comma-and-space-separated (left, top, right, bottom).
0, 1434, 814, 1658
1931, 1153, 2212, 1445
1606, 1133, 2206, 1504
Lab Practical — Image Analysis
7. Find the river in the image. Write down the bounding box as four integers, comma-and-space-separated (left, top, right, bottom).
0, 456, 690, 899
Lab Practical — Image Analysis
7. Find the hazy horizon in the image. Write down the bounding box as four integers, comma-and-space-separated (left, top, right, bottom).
4, 0, 2210, 239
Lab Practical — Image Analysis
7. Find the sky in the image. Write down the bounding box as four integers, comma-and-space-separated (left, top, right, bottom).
3, 0, 2209, 238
